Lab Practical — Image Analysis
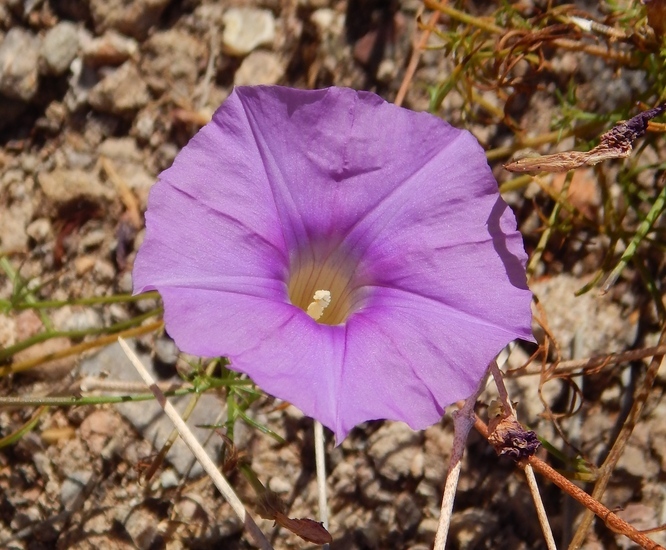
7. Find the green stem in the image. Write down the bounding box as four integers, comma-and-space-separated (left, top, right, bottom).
0, 308, 162, 361
12, 291, 160, 309
527, 171, 573, 276
0, 377, 251, 407
1, 257, 53, 330
601, 181, 666, 294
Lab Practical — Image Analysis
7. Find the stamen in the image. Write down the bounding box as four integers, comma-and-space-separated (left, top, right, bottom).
306, 290, 332, 321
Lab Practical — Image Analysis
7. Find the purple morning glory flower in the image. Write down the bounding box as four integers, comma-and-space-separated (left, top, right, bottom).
133, 86, 533, 442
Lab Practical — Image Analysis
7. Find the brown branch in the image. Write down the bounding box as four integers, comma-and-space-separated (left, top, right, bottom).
569, 326, 666, 547
509, 344, 666, 377
395, 3, 441, 107
473, 415, 665, 549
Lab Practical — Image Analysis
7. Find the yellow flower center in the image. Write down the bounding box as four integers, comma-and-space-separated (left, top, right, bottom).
288, 249, 358, 325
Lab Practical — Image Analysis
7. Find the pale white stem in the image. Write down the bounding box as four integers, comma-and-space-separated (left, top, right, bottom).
434, 367, 490, 549
524, 465, 557, 550
118, 338, 273, 550
489, 360, 556, 550
314, 420, 330, 549
489, 360, 516, 415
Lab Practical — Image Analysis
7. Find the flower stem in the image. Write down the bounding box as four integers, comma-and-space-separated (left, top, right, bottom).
314, 419, 329, 539
433, 366, 490, 549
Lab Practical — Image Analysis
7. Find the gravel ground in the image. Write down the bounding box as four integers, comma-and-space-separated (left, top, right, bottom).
1, 1, 665, 549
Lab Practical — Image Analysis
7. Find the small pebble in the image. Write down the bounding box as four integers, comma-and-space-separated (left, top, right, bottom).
26, 218, 53, 243
80, 228, 107, 250
94, 259, 116, 283
117, 271, 133, 293
222, 8, 276, 56
160, 469, 179, 489
88, 61, 150, 115
234, 50, 285, 86
0, 28, 41, 101
40, 21, 79, 75
61, 471, 92, 508
82, 30, 138, 67
155, 335, 179, 365
74, 255, 96, 275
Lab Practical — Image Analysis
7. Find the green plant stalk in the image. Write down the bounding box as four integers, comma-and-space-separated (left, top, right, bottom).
527, 172, 574, 276
142, 358, 222, 482
1, 257, 53, 330
0, 308, 162, 362
424, 0, 504, 34
0, 406, 49, 448
486, 124, 589, 162
1, 320, 164, 376
0, 378, 251, 408
601, 181, 666, 294
499, 174, 534, 193
9, 291, 160, 309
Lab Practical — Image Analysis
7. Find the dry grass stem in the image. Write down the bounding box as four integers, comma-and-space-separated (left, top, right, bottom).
117, 337, 273, 550
433, 366, 491, 549
314, 420, 330, 549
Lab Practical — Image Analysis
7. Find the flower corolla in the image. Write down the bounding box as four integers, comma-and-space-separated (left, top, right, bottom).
134, 86, 533, 442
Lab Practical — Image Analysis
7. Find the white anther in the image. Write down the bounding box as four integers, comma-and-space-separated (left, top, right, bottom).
306, 290, 332, 321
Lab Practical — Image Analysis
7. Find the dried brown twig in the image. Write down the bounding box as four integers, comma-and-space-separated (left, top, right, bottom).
568, 327, 666, 548
505, 103, 666, 172
394, 4, 440, 107
474, 415, 666, 549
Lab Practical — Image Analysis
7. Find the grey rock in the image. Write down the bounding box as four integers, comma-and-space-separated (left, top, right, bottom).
40, 21, 79, 75
38, 169, 115, 203
117, 271, 133, 293
450, 509, 499, 549
395, 492, 422, 532
367, 422, 423, 482
422, 423, 454, 486
0, 28, 40, 101
52, 306, 103, 332
88, 62, 150, 115
93, 259, 116, 283
79, 341, 224, 477
159, 468, 179, 489
89, 0, 170, 39
61, 471, 92, 509
81, 30, 138, 67
142, 29, 206, 92
122, 507, 160, 550
155, 335, 179, 365
222, 8, 276, 56
234, 50, 285, 86
531, 274, 637, 360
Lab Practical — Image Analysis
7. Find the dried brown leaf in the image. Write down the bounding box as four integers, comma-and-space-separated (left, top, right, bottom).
274, 512, 333, 545
505, 103, 666, 173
